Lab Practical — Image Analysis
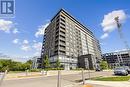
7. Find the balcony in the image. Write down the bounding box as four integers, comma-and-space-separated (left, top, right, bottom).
59, 47, 66, 52
60, 22, 65, 27
59, 30, 65, 35
59, 33, 65, 38
55, 30, 59, 35
60, 18, 65, 23
59, 50, 66, 55
59, 40, 66, 46
60, 26, 66, 32
60, 15, 65, 19
59, 45, 65, 50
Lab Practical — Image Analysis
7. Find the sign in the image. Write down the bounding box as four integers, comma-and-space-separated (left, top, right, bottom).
0, 0, 15, 18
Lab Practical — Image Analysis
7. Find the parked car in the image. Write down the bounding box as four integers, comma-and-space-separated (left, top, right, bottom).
114, 67, 128, 76
122, 66, 130, 74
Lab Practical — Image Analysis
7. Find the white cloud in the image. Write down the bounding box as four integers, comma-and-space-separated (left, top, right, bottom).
12, 39, 19, 44
20, 39, 31, 51
21, 45, 31, 51
12, 38, 42, 55
100, 10, 127, 39
100, 33, 108, 39
114, 49, 127, 52
33, 40, 37, 43
32, 42, 42, 56
13, 28, 19, 34
33, 52, 40, 56
100, 42, 106, 46
0, 19, 14, 33
32, 42, 42, 51
35, 22, 49, 38
23, 40, 29, 44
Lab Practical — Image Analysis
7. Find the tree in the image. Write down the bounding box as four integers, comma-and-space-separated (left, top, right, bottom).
0, 59, 33, 71
55, 59, 61, 69
10, 61, 22, 71
0, 59, 12, 71
100, 61, 108, 70
43, 55, 50, 70
25, 59, 33, 70
26, 60, 33, 65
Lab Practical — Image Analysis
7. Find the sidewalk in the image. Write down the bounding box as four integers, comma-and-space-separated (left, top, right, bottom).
64, 83, 111, 87
85, 80, 130, 87
4, 70, 94, 80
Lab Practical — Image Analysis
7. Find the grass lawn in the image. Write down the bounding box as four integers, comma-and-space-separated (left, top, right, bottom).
91, 76, 130, 81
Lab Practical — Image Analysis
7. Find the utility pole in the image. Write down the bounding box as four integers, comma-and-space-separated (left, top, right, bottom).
57, 70, 61, 87
114, 16, 130, 66
82, 69, 85, 85
0, 70, 7, 86
114, 16, 130, 50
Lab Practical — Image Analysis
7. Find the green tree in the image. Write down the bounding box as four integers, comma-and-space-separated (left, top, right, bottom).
0, 59, 33, 71
55, 59, 61, 69
10, 61, 22, 71
43, 55, 50, 70
25, 59, 33, 70
100, 61, 108, 70
0, 59, 12, 71
26, 60, 33, 65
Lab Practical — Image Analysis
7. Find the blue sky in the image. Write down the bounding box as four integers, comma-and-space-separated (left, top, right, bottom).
0, 0, 130, 60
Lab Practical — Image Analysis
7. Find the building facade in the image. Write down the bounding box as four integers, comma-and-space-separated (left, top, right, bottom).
41, 9, 101, 70
32, 56, 42, 69
78, 54, 98, 70
102, 50, 130, 68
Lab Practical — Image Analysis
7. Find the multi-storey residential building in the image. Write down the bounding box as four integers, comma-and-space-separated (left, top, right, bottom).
102, 50, 130, 68
41, 9, 101, 70
32, 56, 42, 69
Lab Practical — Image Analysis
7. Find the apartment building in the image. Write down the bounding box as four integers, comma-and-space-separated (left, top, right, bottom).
41, 9, 101, 70
32, 56, 42, 69
102, 50, 130, 68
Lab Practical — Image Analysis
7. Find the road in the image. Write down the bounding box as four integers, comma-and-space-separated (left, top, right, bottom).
1, 71, 113, 87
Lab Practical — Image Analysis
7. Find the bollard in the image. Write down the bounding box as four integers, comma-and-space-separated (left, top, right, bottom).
88, 69, 91, 80
82, 69, 85, 85
0, 70, 8, 86
25, 70, 29, 76
57, 70, 61, 87
41, 70, 44, 76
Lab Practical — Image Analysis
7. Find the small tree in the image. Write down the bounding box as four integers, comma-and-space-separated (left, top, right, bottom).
25, 59, 33, 70
43, 55, 50, 70
55, 59, 61, 69
100, 61, 108, 70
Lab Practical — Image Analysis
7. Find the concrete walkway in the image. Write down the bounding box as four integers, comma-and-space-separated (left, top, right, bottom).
85, 80, 130, 87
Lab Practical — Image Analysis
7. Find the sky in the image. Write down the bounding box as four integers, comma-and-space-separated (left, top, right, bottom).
0, 0, 130, 61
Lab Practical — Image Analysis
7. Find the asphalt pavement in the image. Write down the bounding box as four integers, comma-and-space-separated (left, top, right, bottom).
1, 71, 113, 87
